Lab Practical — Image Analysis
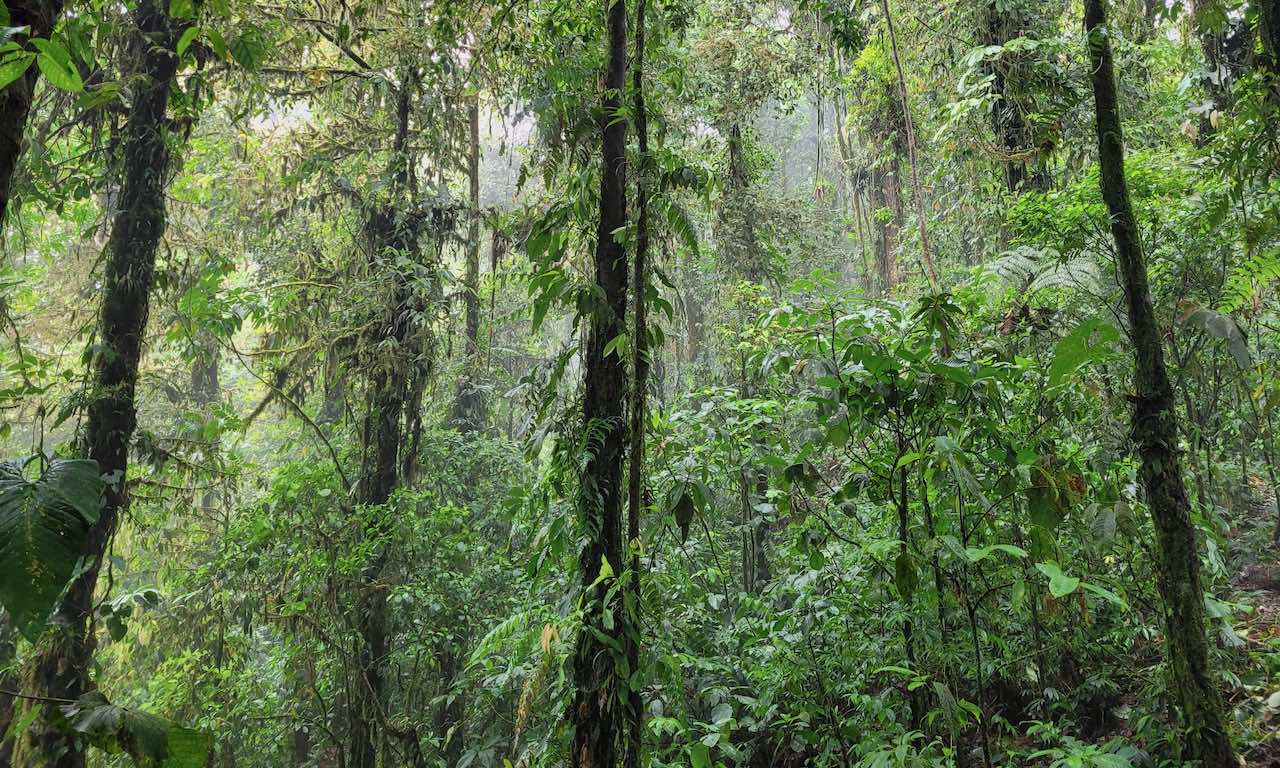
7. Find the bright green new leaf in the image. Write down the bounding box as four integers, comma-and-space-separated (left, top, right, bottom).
1035, 561, 1080, 598
0, 50, 35, 90
964, 544, 1028, 563
32, 38, 83, 91
177, 27, 201, 57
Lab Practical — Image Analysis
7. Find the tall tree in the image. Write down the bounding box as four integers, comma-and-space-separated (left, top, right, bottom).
570, 0, 629, 765
453, 91, 486, 432
624, 1, 650, 766
1084, 1, 1235, 764
11, 0, 183, 763
349, 74, 425, 768
880, 0, 937, 288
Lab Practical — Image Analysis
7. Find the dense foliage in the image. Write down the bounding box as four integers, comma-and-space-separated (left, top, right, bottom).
0, 0, 1278, 766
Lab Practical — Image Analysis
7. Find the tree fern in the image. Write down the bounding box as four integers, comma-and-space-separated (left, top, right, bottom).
988, 246, 1102, 296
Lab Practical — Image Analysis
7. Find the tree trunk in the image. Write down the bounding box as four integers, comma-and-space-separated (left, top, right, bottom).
453, 92, 485, 432
624, 1, 650, 766
983, 0, 1039, 192
571, 2, 628, 766
1084, 2, 1235, 764
0, 0, 65, 229
12, 2, 181, 764
870, 155, 902, 290
880, 0, 938, 288
1255, 0, 1280, 109
349, 76, 421, 768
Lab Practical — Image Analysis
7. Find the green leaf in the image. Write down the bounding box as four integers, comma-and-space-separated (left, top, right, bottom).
0, 50, 35, 91
689, 743, 710, 768
31, 38, 83, 91
0, 457, 104, 640
1082, 581, 1128, 610
964, 544, 1028, 563
1048, 317, 1117, 388
170, 0, 195, 19
1035, 561, 1080, 598
176, 27, 200, 57
1027, 466, 1064, 530
62, 691, 212, 767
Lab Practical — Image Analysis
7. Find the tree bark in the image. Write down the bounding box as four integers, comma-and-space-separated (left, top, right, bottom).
452, 92, 485, 432
983, 0, 1040, 192
349, 75, 421, 768
880, 0, 938, 289
1084, 2, 1235, 764
0, 0, 65, 229
571, 2, 628, 766
870, 155, 902, 290
12, 2, 182, 763
624, 1, 649, 767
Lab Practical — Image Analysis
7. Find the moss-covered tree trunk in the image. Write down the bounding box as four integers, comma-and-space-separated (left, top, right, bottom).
11, 2, 181, 763
570, 1, 629, 765
0, 0, 66, 228
452, 92, 485, 432
349, 75, 423, 768
624, 1, 650, 766
982, 0, 1042, 192
1084, 1, 1235, 764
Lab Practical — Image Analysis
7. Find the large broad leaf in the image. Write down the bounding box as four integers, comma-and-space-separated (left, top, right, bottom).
63, 691, 212, 767
30, 38, 83, 92
0, 457, 103, 640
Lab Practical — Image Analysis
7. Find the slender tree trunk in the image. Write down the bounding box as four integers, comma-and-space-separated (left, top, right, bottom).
453, 92, 485, 432
1084, 2, 1235, 764
571, 2, 628, 765
12, 3, 182, 764
624, 2, 650, 767
870, 157, 902, 290
880, 0, 938, 289
0, 0, 65, 229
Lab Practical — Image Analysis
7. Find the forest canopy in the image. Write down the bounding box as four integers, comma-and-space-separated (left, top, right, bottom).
0, 0, 1278, 766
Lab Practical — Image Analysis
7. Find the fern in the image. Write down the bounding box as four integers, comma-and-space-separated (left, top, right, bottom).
1219, 247, 1280, 313
988, 247, 1102, 295
467, 610, 532, 670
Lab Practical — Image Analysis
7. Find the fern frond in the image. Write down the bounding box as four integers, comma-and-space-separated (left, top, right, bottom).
1219, 247, 1280, 314
1027, 256, 1101, 294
